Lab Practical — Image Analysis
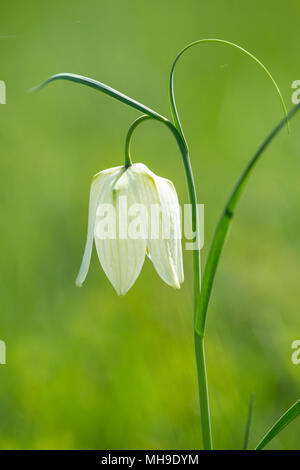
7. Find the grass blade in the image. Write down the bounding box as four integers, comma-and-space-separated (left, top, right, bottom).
169, 38, 289, 145
196, 103, 300, 336
255, 400, 300, 450
243, 393, 255, 450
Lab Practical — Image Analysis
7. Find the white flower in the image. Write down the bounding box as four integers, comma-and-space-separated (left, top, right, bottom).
76, 163, 184, 295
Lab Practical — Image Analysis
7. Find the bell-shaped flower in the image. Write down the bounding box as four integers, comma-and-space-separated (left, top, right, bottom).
76, 163, 183, 295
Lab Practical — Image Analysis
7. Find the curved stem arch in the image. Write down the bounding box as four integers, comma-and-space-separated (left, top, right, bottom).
169, 38, 289, 145
124, 115, 153, 167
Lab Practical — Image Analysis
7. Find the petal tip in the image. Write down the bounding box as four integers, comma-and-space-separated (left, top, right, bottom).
114, 287, 126, 296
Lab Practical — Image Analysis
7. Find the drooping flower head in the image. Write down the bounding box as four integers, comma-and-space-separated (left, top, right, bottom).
76, 163, 183, 295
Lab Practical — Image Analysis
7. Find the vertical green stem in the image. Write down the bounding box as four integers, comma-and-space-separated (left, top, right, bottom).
165, 122, 212, 450
194, 332, 212, 449
124, 117, 212, 448
122, 114, 212, 450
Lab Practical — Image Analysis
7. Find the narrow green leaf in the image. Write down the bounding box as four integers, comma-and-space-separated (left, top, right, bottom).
255, 400, 300, 450
31, 73, 167, 123
169, 38, 289, 144
243, 393, 255, 450
196, 103, 300, 336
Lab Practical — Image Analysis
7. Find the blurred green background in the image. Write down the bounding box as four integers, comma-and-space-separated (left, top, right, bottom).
0, 0, 300, 450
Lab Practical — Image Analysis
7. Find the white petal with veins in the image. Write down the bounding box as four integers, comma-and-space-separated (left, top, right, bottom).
132, 164, 183, 289
94, 168, 147, 295
76, 162, 184, 294
76, 166, 123, 287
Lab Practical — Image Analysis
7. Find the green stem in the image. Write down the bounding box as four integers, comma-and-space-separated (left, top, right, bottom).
163, 131, 211, 449
126, 117, 211, 449
124, 115, 152, 167
194, 332, 212, 449
163, 121, 201, 323
169, 41, 217, 448
122, 114, 210, 450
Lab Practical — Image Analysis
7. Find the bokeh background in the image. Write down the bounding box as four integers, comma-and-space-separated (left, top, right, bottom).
0, 0, 300, 450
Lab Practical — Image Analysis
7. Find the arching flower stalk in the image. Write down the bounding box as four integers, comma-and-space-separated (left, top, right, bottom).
32, 39, 300, 450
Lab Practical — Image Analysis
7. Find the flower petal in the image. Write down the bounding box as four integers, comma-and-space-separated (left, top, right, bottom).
76, 166, 123, 287
94, 168, 147, 295
133, 164, 183, 288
